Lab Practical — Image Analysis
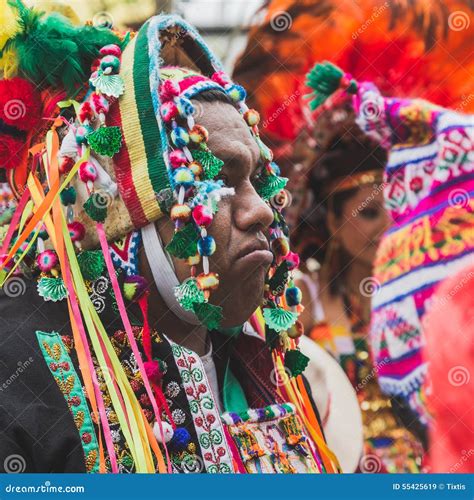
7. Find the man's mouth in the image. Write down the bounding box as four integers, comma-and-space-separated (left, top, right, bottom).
235, 233, 273, 266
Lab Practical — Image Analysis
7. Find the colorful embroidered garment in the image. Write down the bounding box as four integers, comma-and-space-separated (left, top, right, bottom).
305, 62, 474, 425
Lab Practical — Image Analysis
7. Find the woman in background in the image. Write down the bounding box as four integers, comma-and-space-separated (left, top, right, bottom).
294, 104, 425, 472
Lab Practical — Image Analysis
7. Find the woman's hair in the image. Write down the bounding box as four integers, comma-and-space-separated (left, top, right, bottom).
293, 107, 387, 273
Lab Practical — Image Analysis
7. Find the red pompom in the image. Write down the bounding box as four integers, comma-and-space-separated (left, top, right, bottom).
211, 71, 231, 87
79, 101, 94, 123
0, 135, 25, 170
68, 221, 86, 242
0, 77, 42, 132
160, 79, 180, 101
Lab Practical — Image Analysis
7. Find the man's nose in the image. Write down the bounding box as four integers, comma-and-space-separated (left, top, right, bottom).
233, 181, 274, 232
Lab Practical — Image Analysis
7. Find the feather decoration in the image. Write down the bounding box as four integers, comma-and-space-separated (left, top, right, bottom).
0, 0, 121, 93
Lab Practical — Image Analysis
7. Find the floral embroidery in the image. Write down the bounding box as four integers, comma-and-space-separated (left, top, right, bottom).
36, 331, 100, 473
170, 341, 234, 473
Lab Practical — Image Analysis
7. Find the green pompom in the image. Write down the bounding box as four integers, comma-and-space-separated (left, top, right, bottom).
305, 61, 358, 111
165, 223, 199, 259
60, 186, 77, 206
174, 278, 205, 311
268, 261, 290, 296
83, 193, 108, 222
284, 349, 310, 377
77, 250, 105, 281
192, 149, 224, 180
193, 302, 223, 330
87, 126, 122, 157
256, 174, 288, 201
37, 276, 68, 302
262, 306, 298, 333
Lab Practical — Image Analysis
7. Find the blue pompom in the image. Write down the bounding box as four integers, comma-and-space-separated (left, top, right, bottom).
173, 167, 195, 189
176, 97, 195, 117
226, 84, 246, 103
197, 235, 216, 256
171, 127, 190, 148
285, 286, 302, 307
270, 162, 281, 176
170, 427, 191, 451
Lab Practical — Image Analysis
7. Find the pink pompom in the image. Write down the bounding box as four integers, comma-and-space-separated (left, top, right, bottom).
285, 251, 300, 271
100, 44, 122, 57
68, 221, 85, 242
160, 79, 180, 101
144, 360, 163, 384
211, 71, 231, 87
91, 93, 109, 114
169, 149, 187, 169
192, 205, 213, 227
37, 250, 58, 272
79, 161, 98, 183
160, 101, 178, 123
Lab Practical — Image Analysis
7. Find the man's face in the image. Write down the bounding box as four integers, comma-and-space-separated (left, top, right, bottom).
157, 99, 274, 327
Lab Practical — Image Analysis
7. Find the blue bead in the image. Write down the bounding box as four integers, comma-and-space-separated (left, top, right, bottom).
197, 235, 216, 256
171, 127, 189, 148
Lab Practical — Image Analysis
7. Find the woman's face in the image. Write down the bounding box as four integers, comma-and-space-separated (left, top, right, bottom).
328, 184, 391, 267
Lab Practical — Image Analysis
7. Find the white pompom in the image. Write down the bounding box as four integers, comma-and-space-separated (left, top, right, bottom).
153, 421, 174, 444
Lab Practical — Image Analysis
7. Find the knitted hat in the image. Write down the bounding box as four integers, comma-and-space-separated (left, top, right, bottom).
0, 3, 308, 381
305, 61, 474, 424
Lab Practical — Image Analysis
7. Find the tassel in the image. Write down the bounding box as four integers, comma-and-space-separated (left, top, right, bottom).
165, 223, 200, 259
284, 349, 309, 377
192, 148, 224, 180
174, 278, 205, 311
192, 302, 223, 330
255, 174, 287, 201
305, 61, 358, 111
263, 306, 298, 333
87, 126, 122, 157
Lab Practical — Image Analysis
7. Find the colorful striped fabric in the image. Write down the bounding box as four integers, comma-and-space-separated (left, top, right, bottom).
355, 83, 474, 424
